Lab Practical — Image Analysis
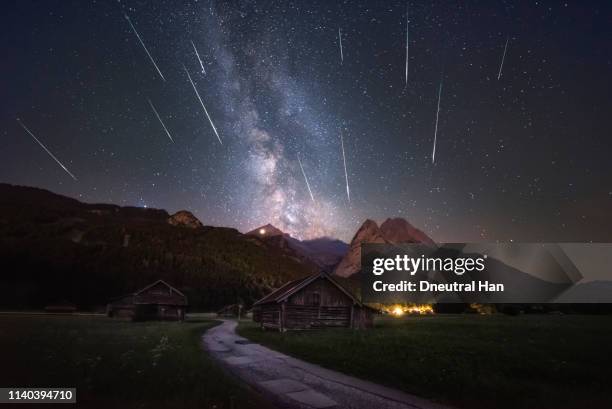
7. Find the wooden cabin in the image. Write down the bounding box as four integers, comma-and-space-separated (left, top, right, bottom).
252, 273, 374, 331
107, 280, 187, 321
217, 304, 243, 318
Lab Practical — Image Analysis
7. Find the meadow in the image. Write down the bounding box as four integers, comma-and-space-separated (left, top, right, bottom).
0, 314, 270, 409
238, 314, 612, 409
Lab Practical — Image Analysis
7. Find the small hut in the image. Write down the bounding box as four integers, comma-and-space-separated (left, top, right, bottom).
107, 280, 187, 321
217, 304, 243, 318
252, 272, 374, 330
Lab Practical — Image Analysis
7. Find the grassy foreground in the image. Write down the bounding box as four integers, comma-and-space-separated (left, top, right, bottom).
0, 315, 269, 409
238, 314, 612, 409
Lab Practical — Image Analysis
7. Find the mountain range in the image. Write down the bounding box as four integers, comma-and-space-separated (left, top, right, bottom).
0, 184, 318, 310
0, 183, 436, 309
2, 183, 608, 310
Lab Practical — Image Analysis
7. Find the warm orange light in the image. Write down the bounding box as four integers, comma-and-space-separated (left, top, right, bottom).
405, 304, 434, 315
392, 306, 404, 316
259, 228, 266, 235
386, 304, 434, 316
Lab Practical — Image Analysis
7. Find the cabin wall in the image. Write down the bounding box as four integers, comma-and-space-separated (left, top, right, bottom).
133, 304, 185, 321
157, 305, 184, 321
253, 276, 376, 331
284, 304, 351, 329
351, 306, 374, 329
253, 304, 282, 329
252, 306, 262, 322
281, 278, 355, 329
107, 282, 187, 322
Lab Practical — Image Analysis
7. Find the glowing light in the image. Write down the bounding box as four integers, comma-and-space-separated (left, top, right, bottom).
470, 303, 495, 315
386, 304, 434, 317
259, 228, 266, 235
405, 304, 434, 315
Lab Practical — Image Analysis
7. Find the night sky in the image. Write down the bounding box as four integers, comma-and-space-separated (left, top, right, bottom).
1, 1, 611, 243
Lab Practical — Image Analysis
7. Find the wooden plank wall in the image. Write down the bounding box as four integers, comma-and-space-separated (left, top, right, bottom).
285, 305, 351, 329
256, 304, 281, 328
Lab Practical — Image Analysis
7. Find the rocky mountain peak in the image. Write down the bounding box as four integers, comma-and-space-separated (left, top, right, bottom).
333, 217, 435, 277
333, 219, 387, 277
350, 219, 388, 245
167, 211, 203, 229
380, 217, 436, 246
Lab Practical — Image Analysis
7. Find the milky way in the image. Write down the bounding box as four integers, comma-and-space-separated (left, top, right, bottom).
2, 1, 612, 243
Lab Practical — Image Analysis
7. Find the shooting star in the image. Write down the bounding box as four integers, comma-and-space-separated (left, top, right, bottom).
338, 28, 344, 64
297, 154, 315, 203
340, 130, 350, 203
17, 118, 77, 181
124, 13, 165, 82
183, 64, 222, 145
497, 36, 509, 80
148, 99, 174, 143
432, 79, 443, 164
190, 40, 206, 74
405, 4, 409, 86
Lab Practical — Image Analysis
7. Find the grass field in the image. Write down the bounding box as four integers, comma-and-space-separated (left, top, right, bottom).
0, 314, 270, 409
238, 314, 612, 409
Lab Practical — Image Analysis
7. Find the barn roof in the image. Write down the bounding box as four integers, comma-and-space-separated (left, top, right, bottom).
253, 273, 363, 306
135, 279, 186, 298
107, 280, 187, 307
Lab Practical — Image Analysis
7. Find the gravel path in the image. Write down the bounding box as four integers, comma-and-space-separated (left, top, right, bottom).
203, 320, 454, 409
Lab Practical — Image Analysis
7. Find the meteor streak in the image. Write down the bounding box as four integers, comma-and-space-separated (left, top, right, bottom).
183, 64, 222, 145
148, 99, 174, 143
191, 40, 206, 74
297, 154, 315, 203
340, 130, 350, 203
497, 36, 509, 80
405, 4, 409, 86
17, 118, 77, 181
338, 28, 344, 64
124, 14, 165, 82
432, 80, 443, 164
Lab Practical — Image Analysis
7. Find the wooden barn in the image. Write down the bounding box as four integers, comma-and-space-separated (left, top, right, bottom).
252, 273, 375, 331
106, 280, 187, 321
217, 304, 243, 318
